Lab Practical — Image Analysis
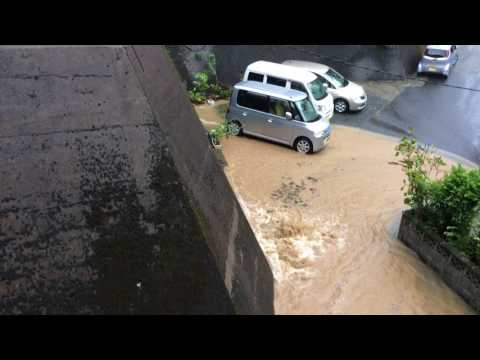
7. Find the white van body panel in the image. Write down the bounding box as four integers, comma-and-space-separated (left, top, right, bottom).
243, 61, 334, 120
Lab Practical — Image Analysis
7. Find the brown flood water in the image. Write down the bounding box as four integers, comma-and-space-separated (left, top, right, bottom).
196, 102, 475, 315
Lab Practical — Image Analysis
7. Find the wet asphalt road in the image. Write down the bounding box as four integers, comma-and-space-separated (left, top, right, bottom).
332, 45, 480, 165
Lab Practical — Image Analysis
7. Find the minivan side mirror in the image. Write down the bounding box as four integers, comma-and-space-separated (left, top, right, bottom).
285, 112, 292, 120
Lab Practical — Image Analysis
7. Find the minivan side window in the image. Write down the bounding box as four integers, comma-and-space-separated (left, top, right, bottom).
291, 81, 307, 93
268, 97, 290, 118
289, 101, 302, 121
267, 76, 287, 87
237, 90, 268, 113
247, 72, 264, 82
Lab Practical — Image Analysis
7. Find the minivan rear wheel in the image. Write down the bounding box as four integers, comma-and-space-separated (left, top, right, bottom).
334, 99, 349, 113
294, 137, 313, 154
228, 121, 242, 136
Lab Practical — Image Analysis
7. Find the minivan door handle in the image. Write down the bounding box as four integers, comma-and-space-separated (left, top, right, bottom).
267, 119, 273, 123
242, 112, 247, 117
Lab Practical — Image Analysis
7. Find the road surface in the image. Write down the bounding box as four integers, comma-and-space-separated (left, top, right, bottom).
333, 45, 480, 165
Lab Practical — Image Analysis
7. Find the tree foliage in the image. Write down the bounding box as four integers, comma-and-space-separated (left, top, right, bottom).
395, 132, 480, 264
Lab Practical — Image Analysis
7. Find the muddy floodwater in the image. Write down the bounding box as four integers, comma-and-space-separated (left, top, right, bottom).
196, 102, 475, 315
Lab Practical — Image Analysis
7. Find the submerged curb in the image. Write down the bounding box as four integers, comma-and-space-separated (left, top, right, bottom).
332, 124, 478, 168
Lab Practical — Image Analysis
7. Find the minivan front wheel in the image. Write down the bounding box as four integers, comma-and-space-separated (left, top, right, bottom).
294, 137, 313, 154
228, 121, 242, 136
334, 99, 349, 113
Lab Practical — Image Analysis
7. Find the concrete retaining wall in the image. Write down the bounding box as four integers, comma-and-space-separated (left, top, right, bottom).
0, 45, 274, 314
214, 45, 425, 87
398, 210, 480, 313
163, 45, 425, 89
165, 45, 215, 86
126, 46, 274, 314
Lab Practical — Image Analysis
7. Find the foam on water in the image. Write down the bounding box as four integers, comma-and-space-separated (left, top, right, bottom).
237, 194, 348, 283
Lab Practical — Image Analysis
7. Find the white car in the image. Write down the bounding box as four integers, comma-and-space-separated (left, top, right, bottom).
283, 60, 367, 113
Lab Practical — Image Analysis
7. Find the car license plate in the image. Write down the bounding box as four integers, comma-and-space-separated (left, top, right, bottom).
428, 66, 437, 72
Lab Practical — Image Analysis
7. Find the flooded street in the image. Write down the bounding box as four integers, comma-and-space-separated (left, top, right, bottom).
196, 102, 475, 314
332, 46, 480, 165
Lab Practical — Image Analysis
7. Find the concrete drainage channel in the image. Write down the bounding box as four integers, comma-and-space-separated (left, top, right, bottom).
189, 46, 480, 314
336, 85, 480, 314
195, 101, 475, 314
332, 79, 480, 314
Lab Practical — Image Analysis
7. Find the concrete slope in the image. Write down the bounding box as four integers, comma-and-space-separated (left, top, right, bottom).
0, 45, 274, 314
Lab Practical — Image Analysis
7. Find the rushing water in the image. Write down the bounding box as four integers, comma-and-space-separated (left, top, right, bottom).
197, 102, 474, 315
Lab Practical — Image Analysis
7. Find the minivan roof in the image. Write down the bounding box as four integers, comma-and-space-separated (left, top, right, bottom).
426, 45, 451, 51
246, 61, 317, 83
234, 81, 308, 102
282, 60, 330, 75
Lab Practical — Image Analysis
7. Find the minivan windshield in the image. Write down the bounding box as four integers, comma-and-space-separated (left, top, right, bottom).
294, 98, 319, 123
307, 78, 328, 100
324, 69, 349, 88
425, 48, 449, 58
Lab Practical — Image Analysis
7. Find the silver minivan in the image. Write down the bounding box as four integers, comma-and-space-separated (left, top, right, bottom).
226, 81, 331, 154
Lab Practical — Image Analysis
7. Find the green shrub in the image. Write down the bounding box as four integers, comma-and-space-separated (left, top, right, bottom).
394, 133, 445, 210
193, 51, 216, 80
208, 83, 232, 100
395, 132, 480, 264
188, 72, 231, 104
430, 165, 480, 261
208, 121, 232, 146
468, 208, 480, 263
188, 89, 206, 104
192, 72, 210, 93
188, 52, 230, 104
